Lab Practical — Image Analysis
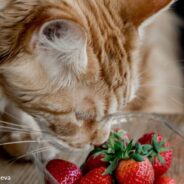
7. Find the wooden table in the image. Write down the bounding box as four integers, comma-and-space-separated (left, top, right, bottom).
0, 114, 184, 184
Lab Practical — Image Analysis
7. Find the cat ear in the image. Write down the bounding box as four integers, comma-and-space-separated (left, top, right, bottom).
126, 0, 173, 26
36, 19, 86, 52
32, 19, 88, 78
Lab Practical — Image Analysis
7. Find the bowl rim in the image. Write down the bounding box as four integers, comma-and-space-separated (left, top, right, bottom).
33, 112, 184, 184
101, 112, 184, 140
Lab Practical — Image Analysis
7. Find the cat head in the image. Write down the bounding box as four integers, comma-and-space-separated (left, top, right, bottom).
0, 0, 173, 148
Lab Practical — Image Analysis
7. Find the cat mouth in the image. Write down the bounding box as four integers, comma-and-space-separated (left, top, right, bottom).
36, 112, 110, 150
52, 124, 110, 150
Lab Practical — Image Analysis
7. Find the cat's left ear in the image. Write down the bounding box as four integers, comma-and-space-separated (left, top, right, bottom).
31, 19, 88, 76
125, 0, 174, 26
32, 19, 87, 52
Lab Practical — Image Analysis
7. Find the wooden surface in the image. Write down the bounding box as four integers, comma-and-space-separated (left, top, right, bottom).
0, 114, 184, 184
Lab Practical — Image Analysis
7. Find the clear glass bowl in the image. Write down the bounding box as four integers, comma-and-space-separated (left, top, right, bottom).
35, 113, 184, 184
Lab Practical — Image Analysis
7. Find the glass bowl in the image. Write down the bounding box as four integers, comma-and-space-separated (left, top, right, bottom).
35, 113, 184, 184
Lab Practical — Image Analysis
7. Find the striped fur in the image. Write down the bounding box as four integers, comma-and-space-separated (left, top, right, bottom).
0, 0, 183, 158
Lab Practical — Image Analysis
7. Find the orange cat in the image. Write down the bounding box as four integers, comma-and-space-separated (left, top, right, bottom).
0, 0, 183, 159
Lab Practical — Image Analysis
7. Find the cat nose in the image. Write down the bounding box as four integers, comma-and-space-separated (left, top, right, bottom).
91, 129, 110, 145
91, 119, 112, 145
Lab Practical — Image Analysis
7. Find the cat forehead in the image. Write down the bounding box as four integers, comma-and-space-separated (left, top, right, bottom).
0, 0, 125, 29
0, 0, 173, 64
0, 2, 113, 61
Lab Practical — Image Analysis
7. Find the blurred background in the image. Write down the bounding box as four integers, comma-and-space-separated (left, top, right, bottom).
173, 0, 184, 77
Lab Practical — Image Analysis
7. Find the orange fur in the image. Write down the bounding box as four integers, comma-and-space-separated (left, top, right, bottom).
0, 0, 183, 156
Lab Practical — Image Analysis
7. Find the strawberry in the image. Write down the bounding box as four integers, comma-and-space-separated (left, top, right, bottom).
46, 159, 82, 184
115, 158, 154, 184
88, 130, 131, 175
79, 167, 112, 184
94, 129, 129, 149
155, 176, 176, 184
90, 130, 156, 183
138, 132, 173, 179
138, 132, 164, 145
82, 154, 108, 174
114, 129, 130, 141
152, 151, 173, 179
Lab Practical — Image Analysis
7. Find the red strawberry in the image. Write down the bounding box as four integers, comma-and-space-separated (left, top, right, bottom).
152, 151, 173, 179
138, 132, 173, 179
46, 159, 82, 184
79, 167, 112, 184
95, 129, 130, 148
114, 129, 130, 141
91, 130, 129, 173
115, 158, 155, 184
155, 176, 176, 184
82, 154, 108, 174
138, 132, 164, 145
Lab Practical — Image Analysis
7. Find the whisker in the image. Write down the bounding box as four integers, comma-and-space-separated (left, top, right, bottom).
13, 146, 51, 163
136, 70, 147, 80
137, 88, 184, 106
167, 96, 184, 107
0, 125, 49, 134
0, 126, 38, 135
4, 146, 51, 173
1, 110, 30, 128
30, 146, 51, 156
134, 95, 144, 104
0, 130, 42, 135
140, 84, 184, 91
0, 125, 30, 131
0, 120, 30, 128
32, 152, 59, 184
0, 140, 50, 146
0, 110, 50, 134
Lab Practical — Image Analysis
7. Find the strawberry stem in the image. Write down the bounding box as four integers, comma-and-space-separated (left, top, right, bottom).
91, 131, 171, 175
